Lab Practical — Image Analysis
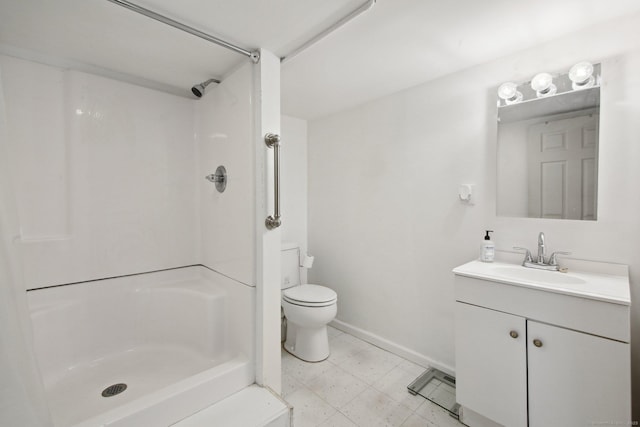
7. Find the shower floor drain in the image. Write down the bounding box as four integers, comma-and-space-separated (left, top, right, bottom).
101, 383, 127, 397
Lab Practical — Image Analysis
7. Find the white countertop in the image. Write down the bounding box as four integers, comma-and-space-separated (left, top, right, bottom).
453, 260, 630, 306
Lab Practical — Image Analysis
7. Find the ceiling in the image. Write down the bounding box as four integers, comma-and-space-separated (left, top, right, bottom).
1, 0, 640, 120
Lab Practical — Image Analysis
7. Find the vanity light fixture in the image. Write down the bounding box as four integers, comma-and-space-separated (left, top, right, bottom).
568, 61, 595, 90
497, 62, 600, 108
497, 82, 523, 105
531, 72, 557, 98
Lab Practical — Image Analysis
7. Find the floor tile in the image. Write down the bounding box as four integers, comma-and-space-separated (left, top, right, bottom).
327, 333, 369, 365
287, 387, 337, 427
282, 372, 303, 397
372, 366, 426, 411
329, 331, 369, 348
281, 329, 464, 427
400, 413, 437, 427
338, 344, 403, 385
306, 364, 368, 409
340, 387, 413, 427
396, 359, 428, 377
318, 411, 358, 427
283, 349, 336, 385
327, 325, 344, 339
415, 400, 463, 427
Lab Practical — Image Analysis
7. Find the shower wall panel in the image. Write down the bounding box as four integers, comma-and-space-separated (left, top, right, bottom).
195, 63, 255, 286
0, 55, 197, 289
0, 64, 53, 427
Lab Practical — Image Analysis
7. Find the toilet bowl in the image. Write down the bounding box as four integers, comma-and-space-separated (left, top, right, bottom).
282, 284, 337, 362
281, 243, 338, 362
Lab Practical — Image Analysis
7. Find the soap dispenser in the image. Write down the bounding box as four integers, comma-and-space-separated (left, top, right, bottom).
480, 230, 495, 262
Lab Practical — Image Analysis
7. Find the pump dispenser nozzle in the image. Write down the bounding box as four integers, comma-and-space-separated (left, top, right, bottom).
484, 230, 494, 240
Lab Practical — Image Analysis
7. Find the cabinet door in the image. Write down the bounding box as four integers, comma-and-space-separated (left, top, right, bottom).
455, 302, 527, 427
528, 321, 631, 426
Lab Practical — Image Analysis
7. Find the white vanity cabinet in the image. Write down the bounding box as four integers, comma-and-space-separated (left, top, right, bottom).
527, 320, 630, 426
453, 260, 631, 427
455, 302, 527, 426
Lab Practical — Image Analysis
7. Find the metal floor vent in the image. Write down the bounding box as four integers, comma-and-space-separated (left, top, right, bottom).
101, 383, 127, 397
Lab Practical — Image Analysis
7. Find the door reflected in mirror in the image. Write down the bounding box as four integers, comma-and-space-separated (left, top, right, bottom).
496, 64, 600, 220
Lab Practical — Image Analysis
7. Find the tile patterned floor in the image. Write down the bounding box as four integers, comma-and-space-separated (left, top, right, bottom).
282, 326, 464, 427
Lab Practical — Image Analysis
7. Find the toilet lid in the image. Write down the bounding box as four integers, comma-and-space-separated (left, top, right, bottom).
283, 284, 337, 307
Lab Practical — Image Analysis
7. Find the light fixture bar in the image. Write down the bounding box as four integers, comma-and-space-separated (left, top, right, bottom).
106, 0, 260, 63
281, 0, 376, 63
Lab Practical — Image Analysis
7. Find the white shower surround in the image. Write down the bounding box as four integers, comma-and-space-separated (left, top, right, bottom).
0, 54, 259, 289
0, 50, 280, 424
196, 63, 256, 286
27, 266, 254, 427
0, 65, 53, 427
0, 55, 197, 288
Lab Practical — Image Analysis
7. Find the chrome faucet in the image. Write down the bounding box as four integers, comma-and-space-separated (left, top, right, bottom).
537, 232, 545, 264
514, 232, 570, 271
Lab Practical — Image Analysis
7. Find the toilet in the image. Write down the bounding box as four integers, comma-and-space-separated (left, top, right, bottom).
281, 243, 337, 362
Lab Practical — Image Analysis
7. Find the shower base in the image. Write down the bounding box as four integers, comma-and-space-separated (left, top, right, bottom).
45, 344, 228, 426
27, 266, 255, 427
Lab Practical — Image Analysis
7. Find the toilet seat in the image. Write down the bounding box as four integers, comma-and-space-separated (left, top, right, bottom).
283, 284, 337, 307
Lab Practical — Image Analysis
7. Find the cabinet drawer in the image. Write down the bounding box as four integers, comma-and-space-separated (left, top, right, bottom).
455, 275, 629, 342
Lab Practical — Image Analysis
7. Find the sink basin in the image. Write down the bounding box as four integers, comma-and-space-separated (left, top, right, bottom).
452, 260, 630, 305
492, 266, 586, 285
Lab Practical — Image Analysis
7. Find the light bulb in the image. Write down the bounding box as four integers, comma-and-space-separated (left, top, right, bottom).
531, 73, 557, 97
569, 61, 595, 90
497, 82, 523, 105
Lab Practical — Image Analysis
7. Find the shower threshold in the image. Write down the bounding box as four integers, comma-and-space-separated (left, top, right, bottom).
407, 367, 460, 419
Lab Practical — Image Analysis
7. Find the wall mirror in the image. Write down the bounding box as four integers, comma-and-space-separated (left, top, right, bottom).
496, 63, 600, 220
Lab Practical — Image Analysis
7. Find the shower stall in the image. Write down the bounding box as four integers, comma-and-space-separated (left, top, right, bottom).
0, 10, 282, 427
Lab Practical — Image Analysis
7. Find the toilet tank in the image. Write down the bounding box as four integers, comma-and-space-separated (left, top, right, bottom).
281, 242, 300, 290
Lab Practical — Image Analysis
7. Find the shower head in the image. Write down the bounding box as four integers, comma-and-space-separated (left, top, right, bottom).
191, 78, 221, 98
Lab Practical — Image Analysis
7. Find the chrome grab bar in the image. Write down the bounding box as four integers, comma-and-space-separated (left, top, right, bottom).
264, 133, 282, 229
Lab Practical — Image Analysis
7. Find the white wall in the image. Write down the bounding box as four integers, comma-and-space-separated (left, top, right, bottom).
307, 13, 640, 417
281, 115, 308, 283
0, 55, 197, 289
196, 63, 255, 285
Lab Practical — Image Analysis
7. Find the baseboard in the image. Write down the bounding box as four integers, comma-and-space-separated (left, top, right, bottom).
329, 319, 455, 376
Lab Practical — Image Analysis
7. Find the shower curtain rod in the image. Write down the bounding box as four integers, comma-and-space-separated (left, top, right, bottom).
105, 0, 260, 63
106, 0, 376, 65
281, 0, 376, 63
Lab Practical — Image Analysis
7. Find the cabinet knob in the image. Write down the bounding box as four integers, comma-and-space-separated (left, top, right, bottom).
509, 330, 519, 339
533, 339, 543, 348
